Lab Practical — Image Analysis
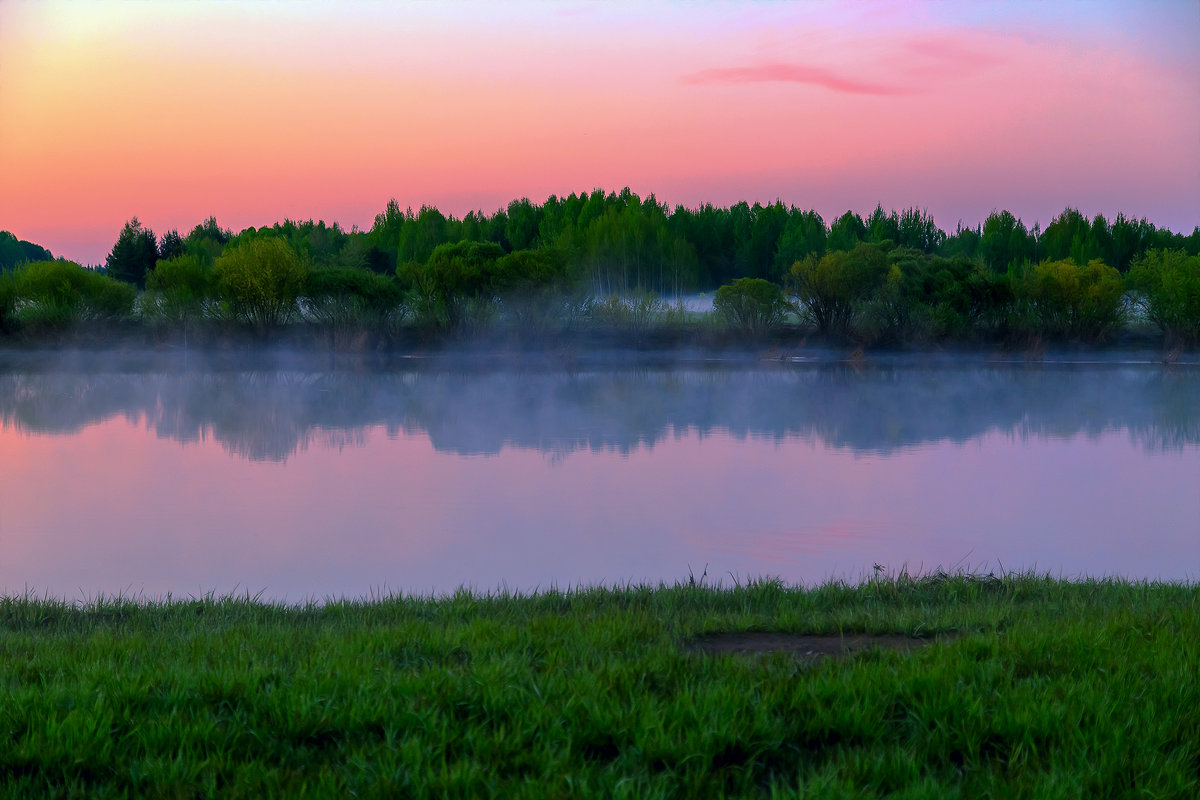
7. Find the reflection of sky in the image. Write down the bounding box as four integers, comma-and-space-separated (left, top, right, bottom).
2, 417, 1196, 601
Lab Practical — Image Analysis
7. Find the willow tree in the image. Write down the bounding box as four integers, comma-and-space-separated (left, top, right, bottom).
214, 237, 306, 331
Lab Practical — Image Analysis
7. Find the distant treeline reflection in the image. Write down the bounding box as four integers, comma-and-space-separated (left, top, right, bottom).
0, 365, 1195, 461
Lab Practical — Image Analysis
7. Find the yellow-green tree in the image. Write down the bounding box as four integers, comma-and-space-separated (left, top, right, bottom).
146, 254, 215, 325
789, 242, 889, 336
1018, 258, 1125, 341
1127, 249, 1200, 345
214, 238, 306, 331
7, 260, 135, 328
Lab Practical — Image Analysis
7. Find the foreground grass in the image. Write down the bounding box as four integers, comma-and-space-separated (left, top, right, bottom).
1, 575, 1196, 798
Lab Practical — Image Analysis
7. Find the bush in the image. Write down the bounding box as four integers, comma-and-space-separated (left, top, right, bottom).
885, 253, 1015, 342
144, 254, 216, 324
713, 278, 790, 335
302, 268, 405, 328
790, 243, 889, 336
214, 238, 306, 331
1016, 258, 1125, 341
587, 291, 669, 332
399, 241, 504, 299
1127, 249, 1200, 345
8, 260, 136, 327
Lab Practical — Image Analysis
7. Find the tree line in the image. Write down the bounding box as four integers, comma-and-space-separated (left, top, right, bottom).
1, 189, 1197, 345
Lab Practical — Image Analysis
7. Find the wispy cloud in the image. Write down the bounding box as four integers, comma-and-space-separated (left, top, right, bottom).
896, 33, 1006, 78
680, 63, 911, 95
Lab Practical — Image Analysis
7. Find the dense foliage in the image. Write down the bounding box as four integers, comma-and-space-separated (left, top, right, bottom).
1127, 249, 1200, 345
214, 238, 307, 331
2, 192, 1197, 345
144, 254, 216, 325
4, 260, 135, 328
104, 217, 160, 288
1016, 259, 1126, 341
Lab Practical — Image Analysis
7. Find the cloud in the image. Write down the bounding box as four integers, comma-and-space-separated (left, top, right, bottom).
896, 33, 1006, 78
680, 63, 911, 95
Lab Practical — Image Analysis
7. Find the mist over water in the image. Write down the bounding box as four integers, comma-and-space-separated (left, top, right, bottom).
1, 352, 1196, 600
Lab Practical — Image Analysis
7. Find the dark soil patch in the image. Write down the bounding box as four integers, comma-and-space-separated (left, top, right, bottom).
686, 632, 937, 660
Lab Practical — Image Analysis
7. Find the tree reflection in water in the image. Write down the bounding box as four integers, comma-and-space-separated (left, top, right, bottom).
0, 360, 1195, 462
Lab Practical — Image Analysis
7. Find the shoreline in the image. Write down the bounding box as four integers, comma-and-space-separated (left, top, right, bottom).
2, 575, 1196, 796
1, 333, 1197, 373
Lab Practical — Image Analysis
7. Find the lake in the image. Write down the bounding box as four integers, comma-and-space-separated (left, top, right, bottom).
1, 351, 1196, 601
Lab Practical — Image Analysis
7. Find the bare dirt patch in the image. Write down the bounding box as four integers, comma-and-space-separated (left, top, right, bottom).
686, 632, 936, 660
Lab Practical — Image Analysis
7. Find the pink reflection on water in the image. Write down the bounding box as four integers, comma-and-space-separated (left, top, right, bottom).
0, 416, 1196, 601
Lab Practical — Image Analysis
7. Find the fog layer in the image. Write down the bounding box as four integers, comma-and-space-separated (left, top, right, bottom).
1, 358, 1195, 461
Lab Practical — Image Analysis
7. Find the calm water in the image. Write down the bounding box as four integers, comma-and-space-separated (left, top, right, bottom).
1, 355, 1197, 600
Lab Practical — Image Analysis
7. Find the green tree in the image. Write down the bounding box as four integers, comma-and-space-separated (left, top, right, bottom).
158, 229, 185, 262
0, 231, 53, 272
1127, 249, 1200, 345
741, 201, 788, 280
105, 217, 159, 287
396, 205, 451, 265
774, 211, 826, 279
865, 205, 900, 244
1040, 208, 1090, 263
185, 216, 232, 264
8, 260, 136, 327
145, 254, 216, 325
303, 267, 405, 330
827, 211, 866, 253
504, 198, 541, 251
790, 242, 889, 336
897, 208, 945, 253
214, 238, 306, 331
1110, 213, 1151, 273
1017, 258, 1125, 341
941, 222, 982, 260
980, 211, 1032, 273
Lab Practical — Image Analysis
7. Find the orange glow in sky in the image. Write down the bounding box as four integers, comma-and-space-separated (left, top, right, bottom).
2, 0, 1197, 264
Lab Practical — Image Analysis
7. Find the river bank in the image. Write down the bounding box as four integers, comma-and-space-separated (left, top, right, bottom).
1, 575, 1196, 797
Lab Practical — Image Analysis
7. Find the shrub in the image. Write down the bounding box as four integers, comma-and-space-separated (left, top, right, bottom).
214, 238, 306, 331
398, 241, 508, 328
1127, 249, 1200, 345
790, 243, 889, 336
144, 254, 216, 324
587, 291, 668, 332
885, 253, 1014, 342
1016, 258, 1125, 341
302, 268, 405, 328
856, 264, 919, 345
9, 260, 136, 327
713, 278, 790, 335
399, 241, 504, 299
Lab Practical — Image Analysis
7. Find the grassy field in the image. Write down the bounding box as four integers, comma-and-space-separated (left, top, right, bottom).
1, 574, 1196, 798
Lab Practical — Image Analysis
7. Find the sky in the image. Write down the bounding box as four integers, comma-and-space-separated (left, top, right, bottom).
1, 0, 1197, 266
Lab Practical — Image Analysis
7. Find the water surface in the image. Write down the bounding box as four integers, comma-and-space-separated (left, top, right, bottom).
1, 357, 1196, 600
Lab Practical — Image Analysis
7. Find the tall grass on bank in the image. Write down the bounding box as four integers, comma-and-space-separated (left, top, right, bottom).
0, 574, 1195, 797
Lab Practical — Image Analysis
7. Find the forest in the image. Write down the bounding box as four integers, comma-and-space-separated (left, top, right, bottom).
2, 190, 1198, 346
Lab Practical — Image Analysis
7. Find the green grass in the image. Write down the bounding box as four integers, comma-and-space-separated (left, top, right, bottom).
1, 574, 1196, 798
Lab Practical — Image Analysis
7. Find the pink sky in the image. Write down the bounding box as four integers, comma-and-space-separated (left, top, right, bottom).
1, 0, 1197, 266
